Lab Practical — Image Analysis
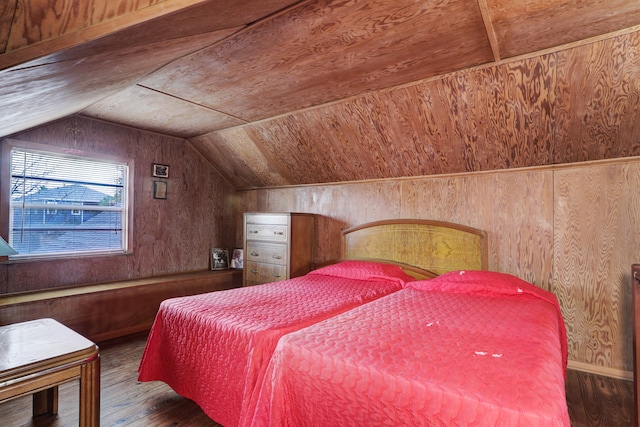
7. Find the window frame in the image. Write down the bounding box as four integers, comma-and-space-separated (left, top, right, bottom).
1, 139, 134, 261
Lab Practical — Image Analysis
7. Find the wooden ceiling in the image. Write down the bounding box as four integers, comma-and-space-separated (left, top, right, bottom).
2, 0, 640, 189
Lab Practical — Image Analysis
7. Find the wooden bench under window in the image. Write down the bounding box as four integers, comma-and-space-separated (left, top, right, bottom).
0, 269, 242, 343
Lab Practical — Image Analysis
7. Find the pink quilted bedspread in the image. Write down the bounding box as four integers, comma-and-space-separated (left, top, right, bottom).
137, 261, 410, 427
245, 270, 570, 426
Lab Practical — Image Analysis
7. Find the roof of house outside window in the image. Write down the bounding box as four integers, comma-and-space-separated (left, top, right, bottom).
12, 184, 113, 204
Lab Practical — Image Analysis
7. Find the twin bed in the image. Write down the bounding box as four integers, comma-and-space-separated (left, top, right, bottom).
138, 219, 570, 426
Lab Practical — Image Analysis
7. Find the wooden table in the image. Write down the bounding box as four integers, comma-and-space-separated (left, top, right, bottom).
0, 318, 100, 426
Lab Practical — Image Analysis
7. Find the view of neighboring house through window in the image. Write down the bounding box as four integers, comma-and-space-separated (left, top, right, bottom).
9, 145, 129, 257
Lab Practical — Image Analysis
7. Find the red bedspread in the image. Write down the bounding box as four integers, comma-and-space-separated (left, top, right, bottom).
245, 270, 570, 426
137, 261, 411, 427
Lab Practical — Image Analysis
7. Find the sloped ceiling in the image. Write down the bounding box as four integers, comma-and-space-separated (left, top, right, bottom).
2, 0, 640, 189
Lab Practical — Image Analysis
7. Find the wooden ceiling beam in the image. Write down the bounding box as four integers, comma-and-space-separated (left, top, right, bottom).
477, 0, 501, 61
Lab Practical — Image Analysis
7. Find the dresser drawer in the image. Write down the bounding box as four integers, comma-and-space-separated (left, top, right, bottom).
246, 242, 287, 266
246, 223, 288, 242
245, 261, 287, 284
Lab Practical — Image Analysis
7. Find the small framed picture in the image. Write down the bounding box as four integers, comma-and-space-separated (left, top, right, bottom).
211, 248, 229, 270
231, 248, 244, 269
153, 180, 168, 199
152, 163, 169, 178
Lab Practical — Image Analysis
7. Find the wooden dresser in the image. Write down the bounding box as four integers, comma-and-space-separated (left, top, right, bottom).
243, 213, 314, 286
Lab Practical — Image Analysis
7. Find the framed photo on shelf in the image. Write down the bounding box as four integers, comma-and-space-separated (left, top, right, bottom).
211, 248, 229, 270
231, 248, 244, 269
152, 163, 169, 178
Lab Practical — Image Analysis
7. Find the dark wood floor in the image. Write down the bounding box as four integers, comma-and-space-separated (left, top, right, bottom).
0, 332, 635, 426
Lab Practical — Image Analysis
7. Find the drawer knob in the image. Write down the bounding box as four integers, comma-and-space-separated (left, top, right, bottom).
274, 231, 284, 236
251, 251, 259, 257
249, 230, 258, 234
272, 255, 282, 260
272, 273, 281, 278
250, 269, 258, 274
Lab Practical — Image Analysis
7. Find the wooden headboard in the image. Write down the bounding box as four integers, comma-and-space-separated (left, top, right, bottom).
341, 219, 488, 279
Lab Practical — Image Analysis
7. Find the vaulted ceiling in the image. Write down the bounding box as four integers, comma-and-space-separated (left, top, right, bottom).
2, 0, 640, 189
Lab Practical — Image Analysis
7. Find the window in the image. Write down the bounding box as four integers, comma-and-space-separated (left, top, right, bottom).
7, 143, 130, 258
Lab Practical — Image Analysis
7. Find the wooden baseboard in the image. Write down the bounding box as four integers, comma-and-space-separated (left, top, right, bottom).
0, 270, 242, 343
568, 360, 634, 381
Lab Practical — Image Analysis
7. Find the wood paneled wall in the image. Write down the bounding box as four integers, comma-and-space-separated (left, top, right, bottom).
237, 158, 640, 376
0, 116, 237, 294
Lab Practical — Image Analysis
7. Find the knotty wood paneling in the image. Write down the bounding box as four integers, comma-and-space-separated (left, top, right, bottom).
238, 158, 640, 375
0, 115, 236, 293
486, 0, 640, 58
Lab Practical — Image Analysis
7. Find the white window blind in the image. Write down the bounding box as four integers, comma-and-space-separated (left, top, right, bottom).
9, 147, 128, 257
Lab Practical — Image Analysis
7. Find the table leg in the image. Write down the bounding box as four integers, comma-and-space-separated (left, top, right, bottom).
32, 386, 58, 417
79, 355, 100, 427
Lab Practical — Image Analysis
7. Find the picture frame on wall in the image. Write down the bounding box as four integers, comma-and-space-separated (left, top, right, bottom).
152, 163, 169, 178
153, 180, 168, 199
211, 248, 229, 270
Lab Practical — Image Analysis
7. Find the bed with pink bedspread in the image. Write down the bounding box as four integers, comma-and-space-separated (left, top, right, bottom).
245, 270, 570, 426
137, 260, 414, 427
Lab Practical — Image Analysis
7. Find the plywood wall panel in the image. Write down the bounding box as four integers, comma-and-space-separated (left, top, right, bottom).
554, 32, 640, 164
191, 127, 290, 188
487, 0, 640, 58
81, 72, 246, 139
554, 162, 640, 371
424, 171, 553, 288
305, 181, 404, 264
466, 57, 555, 169
338, 181, 404, 225
250, 99, 389, 184
248, 115, 339, 184
489, 171, 554, 287
398, 179, 435, 220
